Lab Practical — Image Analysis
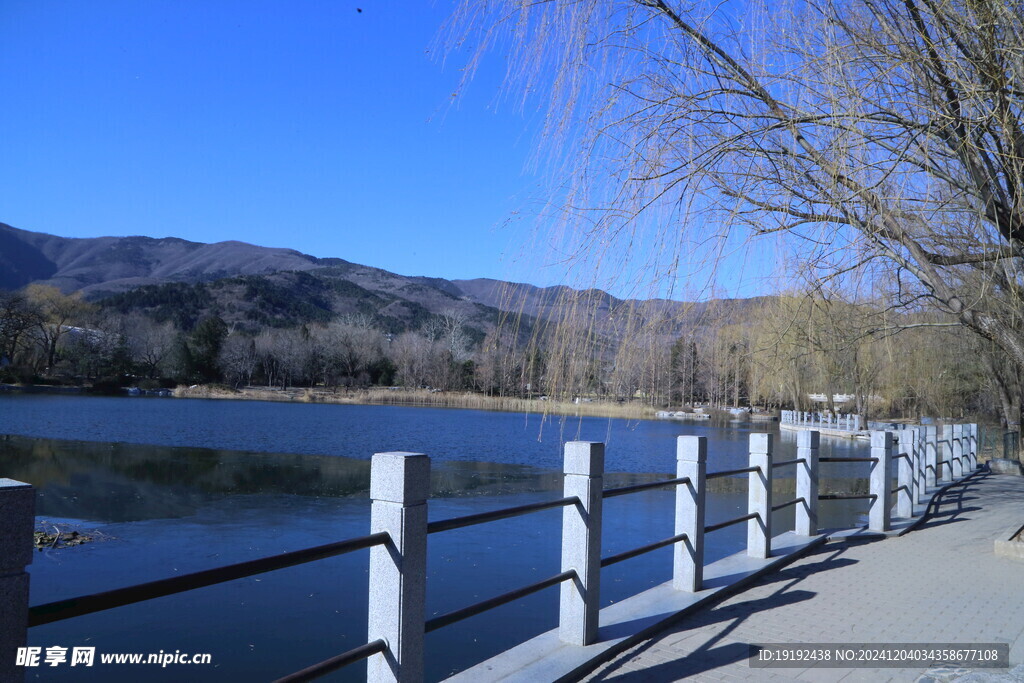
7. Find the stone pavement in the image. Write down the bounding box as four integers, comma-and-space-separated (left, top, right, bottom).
582, 472, 1024, 683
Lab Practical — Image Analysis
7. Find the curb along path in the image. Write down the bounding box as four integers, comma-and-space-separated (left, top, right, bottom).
582, 472, 1024, 683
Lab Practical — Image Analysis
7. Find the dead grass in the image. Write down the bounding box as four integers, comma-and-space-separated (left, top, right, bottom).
172, 385, 659, 420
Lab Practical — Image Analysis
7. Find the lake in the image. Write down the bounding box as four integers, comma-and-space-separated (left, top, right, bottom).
0, 394, 873, 681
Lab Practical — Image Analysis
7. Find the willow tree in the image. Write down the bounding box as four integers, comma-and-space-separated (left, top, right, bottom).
453, 0, 1024, 428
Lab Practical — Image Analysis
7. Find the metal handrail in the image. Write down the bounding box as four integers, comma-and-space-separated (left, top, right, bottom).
424, 570, 576, 633
772, 497, 805, 512
427, 496, 579, 535
772, 458, 805, 469
818, 494, 877, 501
706, 466, 759, 480
819, 457, 879, 463
273, 639, 387, 683
29, 532, 390, 627
603, 476, 691, 499
704, 512, 759, 534
601, 532, 688, 568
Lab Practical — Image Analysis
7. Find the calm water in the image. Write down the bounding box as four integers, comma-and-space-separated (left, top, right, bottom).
0, 394, 873, 681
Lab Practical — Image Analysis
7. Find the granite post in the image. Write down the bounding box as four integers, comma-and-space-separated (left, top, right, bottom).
951, 424, 964, 478
0, 480, 33, 682
560, 442, 604, 645
795, 431, 819, 536
747, 434, 773, 559
869, 432, 893, 532
896, 429, 914, 519
925, 425, 938, 489
674, 436, 705, 592
368, 453, 429, 683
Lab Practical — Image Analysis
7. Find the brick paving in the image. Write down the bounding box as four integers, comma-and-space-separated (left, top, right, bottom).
582, 472, 1024, 682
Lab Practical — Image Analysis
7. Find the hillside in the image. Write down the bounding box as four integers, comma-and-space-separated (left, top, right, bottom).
0, 222, 764, 341
0, 222, 339, 295
98, 269, 504, 340
452, 278, 773, 337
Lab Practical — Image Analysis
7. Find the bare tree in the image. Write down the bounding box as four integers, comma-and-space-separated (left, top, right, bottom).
255, 329, 309, 389
218, 334, 258, 388
454, 0, 1024, 427
0, 292, 41, 368
123, 315, 177, 379
391, 332, 432, 388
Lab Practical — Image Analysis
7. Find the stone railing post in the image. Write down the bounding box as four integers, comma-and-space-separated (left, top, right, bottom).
940, 424, 953, 482
368, 452, 429, 683
925, 425, 938, 489
896, 429, 914, 519
795, 430, 819, 536
674, 436, 705, 592
966, 423, 974, 473
1, 480, 34, 681
869, 432, 893, 532
560, 441, 603, 645
747, 434, 773, 559
913, 427, 926, 504
951, 424, 964, 478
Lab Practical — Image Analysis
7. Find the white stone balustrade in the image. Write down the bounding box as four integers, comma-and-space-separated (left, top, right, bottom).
0, 423, 985, 683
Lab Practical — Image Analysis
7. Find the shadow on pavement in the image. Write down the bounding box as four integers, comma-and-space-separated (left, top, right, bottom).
916, 473, 991, 531
586, 543, 865, 682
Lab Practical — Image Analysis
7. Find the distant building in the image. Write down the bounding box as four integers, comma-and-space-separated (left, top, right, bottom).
806, 393, 882, 406
807, 393, 855, 404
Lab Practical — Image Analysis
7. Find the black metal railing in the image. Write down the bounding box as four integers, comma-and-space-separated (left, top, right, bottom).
28, 532, 390, 627
704, 512, 759, 534
603, 476, 691, 498
601, 532, 689, 568
425, 570, 576, 633
772, 497, 805, 512
427, 496, 579, 534
272, 639, 387, 683
819, 457, 879, 463
706, 466, 759, 479
772, 458, 805, 469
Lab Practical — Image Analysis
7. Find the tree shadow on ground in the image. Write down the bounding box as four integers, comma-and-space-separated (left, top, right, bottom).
586, 543, 868, 682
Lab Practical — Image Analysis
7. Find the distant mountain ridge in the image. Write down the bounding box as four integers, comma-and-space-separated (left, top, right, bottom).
0, 222, 766, 337
0, 222, 344, 294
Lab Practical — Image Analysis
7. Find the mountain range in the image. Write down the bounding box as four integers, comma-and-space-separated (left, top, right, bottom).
0, 221, 765, 338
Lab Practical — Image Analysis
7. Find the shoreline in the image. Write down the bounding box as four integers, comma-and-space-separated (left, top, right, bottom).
1, 382, 782, 426
171, 385, 664, 421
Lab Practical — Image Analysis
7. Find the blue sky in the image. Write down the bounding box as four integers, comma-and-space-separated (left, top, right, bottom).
0, 1, 775, 299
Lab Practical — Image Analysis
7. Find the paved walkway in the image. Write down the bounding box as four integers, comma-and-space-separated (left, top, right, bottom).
582, 472, 1024, 683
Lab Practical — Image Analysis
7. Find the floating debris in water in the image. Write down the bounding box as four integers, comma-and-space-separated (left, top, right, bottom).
33, 523, 97, 550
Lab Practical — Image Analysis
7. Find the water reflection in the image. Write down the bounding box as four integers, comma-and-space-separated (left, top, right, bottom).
12, 434, 808, 526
